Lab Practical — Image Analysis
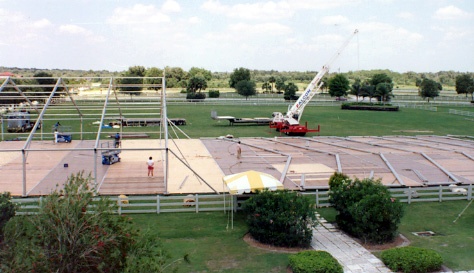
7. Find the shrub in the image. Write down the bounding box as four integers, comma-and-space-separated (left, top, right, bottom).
329, 173, 404, 244
0, 172, 171, 273
208, 89, 220, 98
0, 192, 16, 242
242, 190, 317, 247
186, 92, 206, 100
289, 250, 343, 273
381, 246, 443, 273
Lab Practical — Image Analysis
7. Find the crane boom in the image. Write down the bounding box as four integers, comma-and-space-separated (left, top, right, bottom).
270, 29, 359, 136
287, 29, 358, 122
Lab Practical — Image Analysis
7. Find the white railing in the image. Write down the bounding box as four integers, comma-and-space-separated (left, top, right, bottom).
12, 185, 472, 215
449, 109, 474, 118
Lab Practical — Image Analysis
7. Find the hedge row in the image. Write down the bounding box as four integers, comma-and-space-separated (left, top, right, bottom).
289, 250, 343, 273
341, 103, 399, 111
381, 246, 443, 273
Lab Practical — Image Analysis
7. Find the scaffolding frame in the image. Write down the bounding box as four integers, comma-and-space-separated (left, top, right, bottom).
0, 76, 169, 196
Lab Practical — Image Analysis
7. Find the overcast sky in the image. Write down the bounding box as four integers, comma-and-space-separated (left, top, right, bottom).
1, 0, 473, 73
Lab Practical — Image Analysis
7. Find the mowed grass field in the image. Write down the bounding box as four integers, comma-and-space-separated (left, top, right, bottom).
6, 102, 473, 141
166, 104, 474, 138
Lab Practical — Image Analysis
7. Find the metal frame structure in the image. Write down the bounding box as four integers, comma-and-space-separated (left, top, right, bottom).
0, 76, 170, 196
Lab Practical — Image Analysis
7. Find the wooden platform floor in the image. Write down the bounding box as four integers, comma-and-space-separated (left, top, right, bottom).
1, 136, 474, 197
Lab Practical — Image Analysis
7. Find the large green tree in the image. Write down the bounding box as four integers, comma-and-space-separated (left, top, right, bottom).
229, 67, 251, 88
268, 76, 276, 93
33, 71, 60, 101
262, 81, 271, 92
145, 67, 163, 91
369, 73, 393, 102
275, 77, 286, 93
328, 74, 350, 99
119, 66, 145, 96
283, 82, 298, 101
455, 74, 474, 100
188, 67, 212, 81
235, 80, 256, 100
375, 82, 394, 102
165, 67, 187, 88
350, 78, 362, 101
186, 75, 207, 93
419, 78, 441, 102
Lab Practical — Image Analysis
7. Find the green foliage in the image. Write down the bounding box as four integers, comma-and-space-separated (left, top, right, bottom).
341, 102, 399, 111
124, 232, 183, 273
455, 73, 474, 100
186, 75, 207, 93
419, 78, 442, 102
328, 173, 404, 244
235, 80, 256, 99
186, 92, 206, 100
0, 192, 16, 242
242, 190, 317, 248
283, 82, 298, 100
289, 250, 343, 273
188, 67, 212, 81
381, 246, 443, 273
208, 89, 220, 98
0, 172, 148, 273
119, 67, 145, 96
375, 82, 394, 102
328, 74, 350, 98
229, 67, 251, 88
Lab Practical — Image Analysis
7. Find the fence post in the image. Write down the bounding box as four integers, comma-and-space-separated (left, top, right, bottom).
439, 185, 443, 202
195, 194, 199, 213
118, 197, 122, 215
408, 187, 411, 204
156, 195, 160, 214
315, 189, 319, 207
469, 183, 472, 201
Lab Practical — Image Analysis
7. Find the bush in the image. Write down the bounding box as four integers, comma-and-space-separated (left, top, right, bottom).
208, 89, 220, 98
0, 192, 16, 242
0, 172, 171, 273
381, 246, 443, 273
341, 102, 399, 111
186, 92, 206, 101
242, 190, 317, 247
289, 250, 343, 273
329, 173, 404, 244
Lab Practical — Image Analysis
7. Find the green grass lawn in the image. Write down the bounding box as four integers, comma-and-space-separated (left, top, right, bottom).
317, 201, 474, 271
167, 105, 473, 138
131, 212, 290, 272
130, 200, 474, 272
5, 101, 472, 141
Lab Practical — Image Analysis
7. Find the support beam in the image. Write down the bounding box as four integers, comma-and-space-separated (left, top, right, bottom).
421, 152, 460, 183
379, 153, 405, 186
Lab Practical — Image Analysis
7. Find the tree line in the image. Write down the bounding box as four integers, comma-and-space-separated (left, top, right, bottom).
1, 66, 473, 102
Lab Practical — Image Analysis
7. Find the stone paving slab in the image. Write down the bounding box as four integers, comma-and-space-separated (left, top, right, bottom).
312, 214, 473, 273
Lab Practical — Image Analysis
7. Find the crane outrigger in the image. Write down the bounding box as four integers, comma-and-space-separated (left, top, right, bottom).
270, 29, 359, 136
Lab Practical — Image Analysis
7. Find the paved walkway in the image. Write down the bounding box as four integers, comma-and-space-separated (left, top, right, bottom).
311, 214, 391, 273
311, 214, 474, 273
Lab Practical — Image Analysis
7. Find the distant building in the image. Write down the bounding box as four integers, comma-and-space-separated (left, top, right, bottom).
0, 72, 19, 77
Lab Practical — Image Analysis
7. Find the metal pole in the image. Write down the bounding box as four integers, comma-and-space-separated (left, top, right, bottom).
22, 149, 27, 197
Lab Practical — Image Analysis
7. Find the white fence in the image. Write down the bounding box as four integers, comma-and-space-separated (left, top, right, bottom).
449, 109, 474, 118
12, 185, 473, 215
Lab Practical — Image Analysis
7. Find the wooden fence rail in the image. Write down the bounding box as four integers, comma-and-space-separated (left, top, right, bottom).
12, 185, 473, 215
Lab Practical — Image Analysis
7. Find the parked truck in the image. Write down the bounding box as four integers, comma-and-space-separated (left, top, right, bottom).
6, 111, 41, 133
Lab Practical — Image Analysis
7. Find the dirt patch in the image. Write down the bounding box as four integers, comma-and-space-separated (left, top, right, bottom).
243, 233, 312, 253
